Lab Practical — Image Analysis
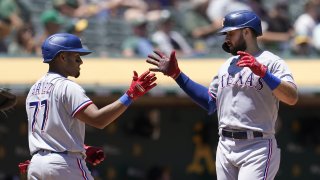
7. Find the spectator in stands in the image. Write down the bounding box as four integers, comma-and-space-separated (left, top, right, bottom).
291, 35, 314, 56
247, 0, 269, 21
122, 9, 154, 57
99, 0, 149, 23
8, 23, 36, 56
145, 0, 183, 30
151, 10, 193, 57
52, 0, 89, 18
0, 0, 32, 53
183, 0, 215, 40
66, 18, 88, 36
0, 19, 11, 53
35, 9, 64, 56
206, 0, 251, 31
292, 0, 320, 55
0, 0, 27, 30
182, 0, 217, 55
110, 0, 148, 14
294, 0, 320, 37
258, 1, 294, 55
53, 0, 148, 19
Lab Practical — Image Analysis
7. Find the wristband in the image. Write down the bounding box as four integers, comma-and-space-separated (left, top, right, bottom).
119, 94, 133, 106
172, 71, 182, 79
262, 71, 281, 90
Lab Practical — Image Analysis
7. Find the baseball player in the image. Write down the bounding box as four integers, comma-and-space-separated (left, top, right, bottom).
26, 33, 157, 179
146, 10, 298, 180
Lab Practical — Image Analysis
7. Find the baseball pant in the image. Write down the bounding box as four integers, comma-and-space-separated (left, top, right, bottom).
28, 150, 93, 180
216, 136, 280, 180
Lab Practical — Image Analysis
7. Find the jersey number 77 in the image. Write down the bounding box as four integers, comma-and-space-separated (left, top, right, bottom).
29, 99, 49, 132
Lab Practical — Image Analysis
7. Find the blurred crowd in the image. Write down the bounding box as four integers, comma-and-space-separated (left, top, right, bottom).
1, 0, 320, 58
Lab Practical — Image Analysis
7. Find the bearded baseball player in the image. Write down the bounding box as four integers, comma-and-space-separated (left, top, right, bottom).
26, 33, 157, 179
146, 10, 298, 180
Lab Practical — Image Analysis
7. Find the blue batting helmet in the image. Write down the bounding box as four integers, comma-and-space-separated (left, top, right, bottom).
41, 33, 92, 63
217, 10, 262, 36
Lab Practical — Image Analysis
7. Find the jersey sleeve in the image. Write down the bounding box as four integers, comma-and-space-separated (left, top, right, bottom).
270, 59, 297, 88
62, 81, 93, 117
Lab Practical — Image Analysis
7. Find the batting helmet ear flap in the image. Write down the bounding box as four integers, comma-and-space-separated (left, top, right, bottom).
222, 42, 231, 53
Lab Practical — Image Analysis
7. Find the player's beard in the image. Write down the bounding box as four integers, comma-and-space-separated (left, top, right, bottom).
75, 72, 80, 78
230, 34, 247, 55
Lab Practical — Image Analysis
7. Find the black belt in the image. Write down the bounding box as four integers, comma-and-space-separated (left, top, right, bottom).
222, 129, 263, 139
32, 149, 68, 156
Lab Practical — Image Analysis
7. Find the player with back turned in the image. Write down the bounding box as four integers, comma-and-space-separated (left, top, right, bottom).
25, 33, 157, 179
146, 10, 298, 180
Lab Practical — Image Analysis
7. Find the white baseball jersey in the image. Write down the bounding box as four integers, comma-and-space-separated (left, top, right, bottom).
209, 50, 296, 135
26, 72, 93, 155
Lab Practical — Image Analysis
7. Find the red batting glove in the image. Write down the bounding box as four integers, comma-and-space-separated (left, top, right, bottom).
126, 70, 157, 100
236, 51, 267, 77
147, 50, 181, 79
84, 145, 105, 166
18, 160, 30, 174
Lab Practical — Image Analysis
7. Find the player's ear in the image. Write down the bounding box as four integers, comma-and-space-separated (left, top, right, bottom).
244, 28, 254, 40
242, 28, 249, 37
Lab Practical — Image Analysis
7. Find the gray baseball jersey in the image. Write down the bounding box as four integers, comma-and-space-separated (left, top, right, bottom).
209, 50, 296, 180
209, 50, 296, 135
26, 72, 92, 155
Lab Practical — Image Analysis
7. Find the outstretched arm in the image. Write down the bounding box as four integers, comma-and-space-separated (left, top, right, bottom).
175, 72, 216, 115
76, 70, 157, 129
147, 50, 216, 114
